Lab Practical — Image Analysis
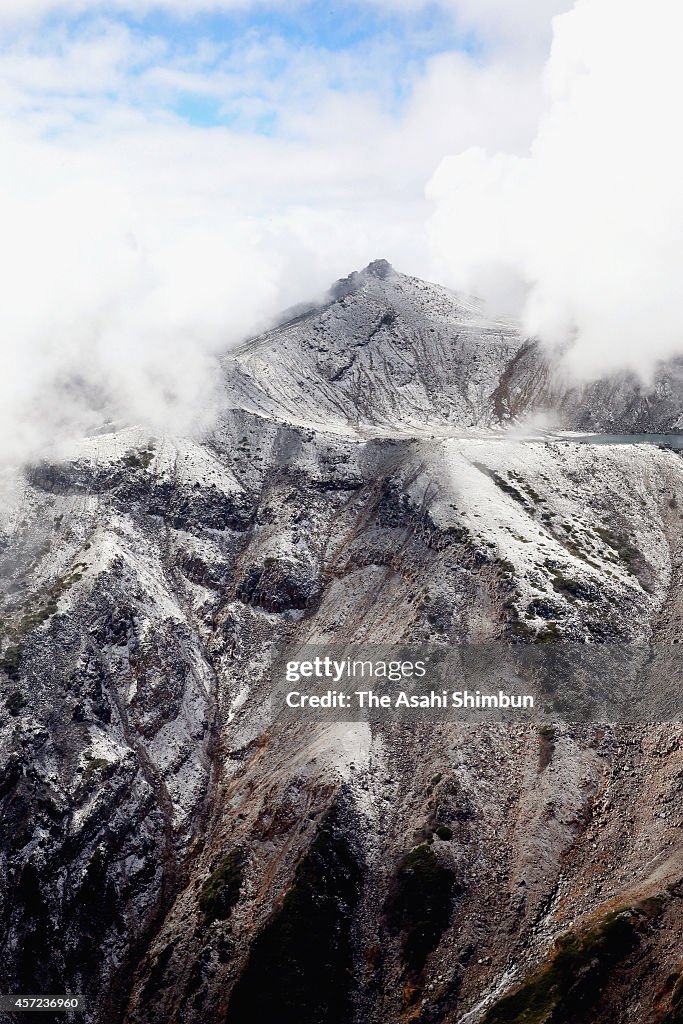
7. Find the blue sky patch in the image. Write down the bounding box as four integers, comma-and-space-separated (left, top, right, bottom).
13, 1, 484, 132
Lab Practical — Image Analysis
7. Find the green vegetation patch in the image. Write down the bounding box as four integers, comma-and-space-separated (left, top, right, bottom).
496, 557, 516, 581
82, 757, 111, 784
482, 901, 659, 1024
544, 560, 597, 603
442, 523, 473, 545
199, 846, 246, 923
0, 565, 87, 679
386, 842, 459, 974
595, 526, 642, 576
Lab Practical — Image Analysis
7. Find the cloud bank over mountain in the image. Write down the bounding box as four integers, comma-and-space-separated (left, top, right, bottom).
0, 1, 553, 464
0, 0, 680, 465
428, 0, 683, 381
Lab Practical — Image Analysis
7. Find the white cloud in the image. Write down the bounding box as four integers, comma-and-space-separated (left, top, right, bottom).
368, 0, 572, 55
3, 0, 675, 457
428, 0, 683, 381
0, 116, 393, 464
0, 9, 548, 465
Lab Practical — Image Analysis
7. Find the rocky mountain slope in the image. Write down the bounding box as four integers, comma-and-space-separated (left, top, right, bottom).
2, 261, 683, 1024
224, 258, 683, 435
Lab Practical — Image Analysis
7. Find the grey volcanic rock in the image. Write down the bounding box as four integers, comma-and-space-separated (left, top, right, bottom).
224, 260, 683, 435
222, 261, 524, 433
559, 364, 683, 432
495, 340, 683, 433
2, 264, 683, 1024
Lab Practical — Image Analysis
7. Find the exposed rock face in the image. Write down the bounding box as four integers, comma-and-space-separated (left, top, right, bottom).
223, 260, 683, 435
2, 262, 683, 1024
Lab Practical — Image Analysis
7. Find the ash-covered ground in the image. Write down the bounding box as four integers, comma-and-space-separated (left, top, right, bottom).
2, 262, 683, 1024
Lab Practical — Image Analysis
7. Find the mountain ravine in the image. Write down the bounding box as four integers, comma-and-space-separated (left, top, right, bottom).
2, 260, 683, 1024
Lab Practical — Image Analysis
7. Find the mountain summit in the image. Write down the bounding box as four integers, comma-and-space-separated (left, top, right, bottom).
225, 261, 524, 433
226, 262, 683, 436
